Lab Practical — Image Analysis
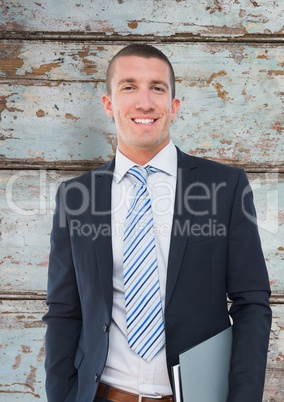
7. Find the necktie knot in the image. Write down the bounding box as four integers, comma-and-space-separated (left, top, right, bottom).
127, 165, 159, 186
127, 166, 147, 187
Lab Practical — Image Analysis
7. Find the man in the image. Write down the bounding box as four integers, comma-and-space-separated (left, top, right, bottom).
43, 44, 272, 402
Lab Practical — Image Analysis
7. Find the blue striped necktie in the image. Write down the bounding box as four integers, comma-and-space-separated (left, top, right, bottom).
123, 165, 165, 362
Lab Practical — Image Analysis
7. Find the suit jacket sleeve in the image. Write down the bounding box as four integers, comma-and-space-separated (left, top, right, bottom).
227, 170, 272, 402
43, 184, 82, 402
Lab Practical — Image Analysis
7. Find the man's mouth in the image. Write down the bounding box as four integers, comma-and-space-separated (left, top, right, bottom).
132, 118, 156, 124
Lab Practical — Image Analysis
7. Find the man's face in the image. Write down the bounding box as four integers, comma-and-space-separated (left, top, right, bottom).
102, 56, 180, 161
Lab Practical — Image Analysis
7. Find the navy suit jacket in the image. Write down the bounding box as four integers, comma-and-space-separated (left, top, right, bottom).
43, 148, 272, 402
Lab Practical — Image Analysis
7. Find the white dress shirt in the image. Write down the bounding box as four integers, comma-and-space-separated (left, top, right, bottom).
101, 140, 177, 396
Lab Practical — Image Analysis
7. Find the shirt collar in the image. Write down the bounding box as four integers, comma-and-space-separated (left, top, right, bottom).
114, 140, 177, 184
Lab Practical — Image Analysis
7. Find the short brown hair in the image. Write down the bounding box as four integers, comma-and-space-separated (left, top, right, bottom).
106, 44, 176, 98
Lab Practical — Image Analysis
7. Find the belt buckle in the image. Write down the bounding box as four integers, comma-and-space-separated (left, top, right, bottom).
138, 394, 163, 402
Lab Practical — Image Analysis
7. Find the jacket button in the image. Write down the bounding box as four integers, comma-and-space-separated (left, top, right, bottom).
103, 324, 109, 332
94, 373, 100, 382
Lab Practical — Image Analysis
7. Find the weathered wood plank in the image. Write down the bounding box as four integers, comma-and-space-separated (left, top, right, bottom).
0, 171, 283, 295
0, 170, 75, 295
263, 303, 284, 401
1, 41, 283, 82
0, 82, 115, 166
0, 0, 283, 37
269, 304, 284, 371
0, 41, 109, 81
263, 369, 284, 402
0, 42, 283, 168
0, 300, 283, 401
0, 299, 46, 400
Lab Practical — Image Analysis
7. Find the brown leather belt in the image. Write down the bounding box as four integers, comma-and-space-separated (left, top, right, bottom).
97, 383, 174, 402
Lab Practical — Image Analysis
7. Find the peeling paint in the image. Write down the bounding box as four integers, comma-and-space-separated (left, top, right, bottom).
250, 0, 260, 7
37, 342, 45, 362
21, 345, 32, 354
37, 260, 49, 267
212, 82, 231, 101
25, 365, 37, 391
0, 94, 23, 121
77, 47, 98, 75
230, 46, 245, 64
36, 109, 45, 118
128, 20, 138, 29
205, 1, 223, 14
12, 354, 22, 369
105, 134, 118, 155
268, 70, 284, 76
206, 70, 227, 85
29, 62, 61, 77
0, 1, 283, 35
272, 122, 283, 133
65, 113, 79, 121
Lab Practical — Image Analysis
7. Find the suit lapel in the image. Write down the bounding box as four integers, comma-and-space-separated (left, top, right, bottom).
93, 159, 115, 316
165, 148, 200, 309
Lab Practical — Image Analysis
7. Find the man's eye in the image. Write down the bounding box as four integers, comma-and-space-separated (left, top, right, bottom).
153, 86, 165, 92
122, 86, 134, 91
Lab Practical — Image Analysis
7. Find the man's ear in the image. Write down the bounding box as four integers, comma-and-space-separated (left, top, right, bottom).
101, 94, 114, 118
171, 97, 180, 121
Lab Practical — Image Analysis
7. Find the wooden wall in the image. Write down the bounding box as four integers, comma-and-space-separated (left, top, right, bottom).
0, 1, 283, 400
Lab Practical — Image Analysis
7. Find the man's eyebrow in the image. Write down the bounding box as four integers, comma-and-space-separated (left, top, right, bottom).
151, 80, 169, 89
117, 78, 136, 86
117, 78, 169, 89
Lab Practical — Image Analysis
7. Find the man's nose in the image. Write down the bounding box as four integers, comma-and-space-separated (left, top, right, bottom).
134, 90, 155, 111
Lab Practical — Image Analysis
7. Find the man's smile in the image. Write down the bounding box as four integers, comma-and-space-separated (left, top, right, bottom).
132, 118, 157, 124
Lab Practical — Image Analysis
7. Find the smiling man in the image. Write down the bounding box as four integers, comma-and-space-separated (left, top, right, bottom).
102, 53, 180, 165
43, 44, 272, 402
